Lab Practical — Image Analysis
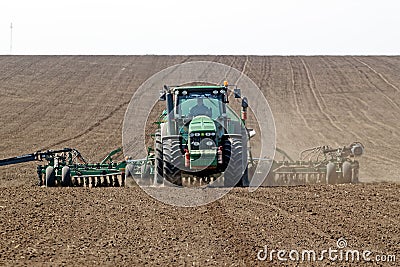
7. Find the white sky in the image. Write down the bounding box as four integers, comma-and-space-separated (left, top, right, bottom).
0, 0, 399, 55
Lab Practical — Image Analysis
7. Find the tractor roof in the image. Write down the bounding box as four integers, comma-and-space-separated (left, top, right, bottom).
172, 85, 225, 91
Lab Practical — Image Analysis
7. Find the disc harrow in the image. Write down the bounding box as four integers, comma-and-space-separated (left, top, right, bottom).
260, 142, 364, 186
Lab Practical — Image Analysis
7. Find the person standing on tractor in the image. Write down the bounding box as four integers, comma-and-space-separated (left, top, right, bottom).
189, 98, 212, 117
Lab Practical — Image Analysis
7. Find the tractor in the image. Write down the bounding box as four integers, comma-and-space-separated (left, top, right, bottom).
152, 81, 252, 187
0, 81, 364, 187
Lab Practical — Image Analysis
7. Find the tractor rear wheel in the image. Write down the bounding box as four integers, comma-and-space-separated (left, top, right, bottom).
154, 130, 164, 185
223, 135, 249, 187
45, 166, 56, 187
162, 136, 183, 186
61, 166, 71, 187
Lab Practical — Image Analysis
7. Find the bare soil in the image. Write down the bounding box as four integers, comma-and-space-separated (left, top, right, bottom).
0, 56, 399, 266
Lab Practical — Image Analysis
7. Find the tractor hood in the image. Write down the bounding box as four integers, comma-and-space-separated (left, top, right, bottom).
189, 116, 216, 133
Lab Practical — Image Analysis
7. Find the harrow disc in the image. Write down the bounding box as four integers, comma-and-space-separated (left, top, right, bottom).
69, 174, 125, 187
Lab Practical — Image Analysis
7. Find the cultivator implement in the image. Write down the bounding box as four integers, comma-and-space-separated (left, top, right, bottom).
0, 142, 363, 187
261, 142, 364, 186
0, 148, 129, 187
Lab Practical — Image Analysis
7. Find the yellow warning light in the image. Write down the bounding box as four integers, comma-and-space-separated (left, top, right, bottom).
223, 80, 228, 87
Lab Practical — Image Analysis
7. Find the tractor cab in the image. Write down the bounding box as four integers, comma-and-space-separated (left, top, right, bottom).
156, 82, 249, 186
173, 86, 228, 144
159, 84, 243, 136
175, 86, 227, 121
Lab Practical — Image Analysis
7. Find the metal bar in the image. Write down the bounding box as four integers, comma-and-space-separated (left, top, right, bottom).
0, 154, 36, 166
275, 147, 295, 162
100, 148, 122, 164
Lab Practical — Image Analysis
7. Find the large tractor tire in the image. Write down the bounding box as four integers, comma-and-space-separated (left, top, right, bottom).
342, 161, 352, 184
326, 162, 338, 184
154, 130, 164, 185
61, 166, 71, 187
162, 136, 183, 186
223, 135, 249, 187
221, 137, 231, 172
45, 166, 56, 187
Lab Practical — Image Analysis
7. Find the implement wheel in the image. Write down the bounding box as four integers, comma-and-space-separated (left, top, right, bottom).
61, 166, 71, 187
125, 164, 137, 187
351, 161, 360, 183
45, 166, 56, 187
326, 162, 338, 184
342, 161, 352, 184
141, 164, 152, 180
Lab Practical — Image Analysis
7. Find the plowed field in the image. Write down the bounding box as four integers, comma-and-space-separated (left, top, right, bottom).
0, 56, 399, 266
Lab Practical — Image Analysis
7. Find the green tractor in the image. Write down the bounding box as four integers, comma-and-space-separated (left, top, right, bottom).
153, 82, 252, 187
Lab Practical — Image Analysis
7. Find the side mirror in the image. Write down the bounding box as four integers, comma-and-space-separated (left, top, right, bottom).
242, 97, 248, 108
159, 91, 166, 101
159, 85, 169, 101
234, 88, 241, 98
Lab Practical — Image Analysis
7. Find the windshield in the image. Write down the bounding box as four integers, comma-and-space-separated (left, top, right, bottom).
177, 93, 223, 120
176, 91, 242, 135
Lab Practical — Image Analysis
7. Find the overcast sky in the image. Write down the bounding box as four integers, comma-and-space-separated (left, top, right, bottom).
0, 0, 399, 55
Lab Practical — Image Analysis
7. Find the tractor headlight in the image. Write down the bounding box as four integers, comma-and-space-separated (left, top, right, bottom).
205, 132, 211, 136
194, 133, 200, 137
193, 142, 200, 146
213, 90, 218, 95
206, 141, 214, 146
182, 90, 188, 95
220, 90, 226, 94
